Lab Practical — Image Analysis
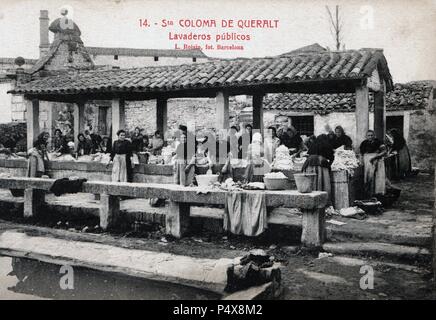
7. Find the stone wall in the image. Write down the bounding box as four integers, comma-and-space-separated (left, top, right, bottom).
408, 109, 436, 172
124, 97, 247, 135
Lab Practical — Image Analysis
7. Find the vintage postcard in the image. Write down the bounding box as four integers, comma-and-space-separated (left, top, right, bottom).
0, 0, 435, 305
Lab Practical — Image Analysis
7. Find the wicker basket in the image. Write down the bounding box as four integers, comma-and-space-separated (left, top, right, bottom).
263, 177, 292, 190
294, 173, 316, 193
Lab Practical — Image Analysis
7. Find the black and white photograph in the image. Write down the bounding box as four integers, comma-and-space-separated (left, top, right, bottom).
0, 0, 435, 304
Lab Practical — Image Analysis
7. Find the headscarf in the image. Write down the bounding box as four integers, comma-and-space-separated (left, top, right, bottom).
252, 132, 263, 144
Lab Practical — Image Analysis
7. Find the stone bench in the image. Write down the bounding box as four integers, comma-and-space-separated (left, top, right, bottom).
0, 177, 328, 247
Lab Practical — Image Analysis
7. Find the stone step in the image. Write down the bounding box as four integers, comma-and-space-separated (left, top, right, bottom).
322, 242, 431, 265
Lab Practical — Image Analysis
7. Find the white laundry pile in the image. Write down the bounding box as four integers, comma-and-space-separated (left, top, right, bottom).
331, 146, 360, 174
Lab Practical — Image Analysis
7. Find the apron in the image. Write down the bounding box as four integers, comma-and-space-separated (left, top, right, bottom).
112, 154, 128, 182
363, 153, 386, 197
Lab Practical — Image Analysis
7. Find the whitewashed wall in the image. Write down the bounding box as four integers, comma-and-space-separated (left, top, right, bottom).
0, 82, 12, 123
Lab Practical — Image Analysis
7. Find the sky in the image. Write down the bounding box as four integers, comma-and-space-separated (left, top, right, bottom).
0, 0, 435, 83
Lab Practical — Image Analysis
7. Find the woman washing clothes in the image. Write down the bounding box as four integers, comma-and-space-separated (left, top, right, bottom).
331, 126, 353, 150
173, 132, 196, 186
185, 135, 215, 183
243, 132, 271, 183
389, 128, 411, 178
107, 130, 133, 182
77, 133, 93, 156
360, 130, 387, 198
264, 126, 281, 163
27, 133, 50, 177
302, 134, 334, 204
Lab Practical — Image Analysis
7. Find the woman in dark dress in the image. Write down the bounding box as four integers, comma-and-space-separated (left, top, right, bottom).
280, 126, 303, 154
52, 129, 67, 153
108, 130, 133, 182
99, 136, 112, 154
27, 136, 50, 177
360, 130, 387, 197
77, 133, 92, 156
131, 127, 144, 153
389, 128, 411, 178
302, 134, 334, 204
331, 126, 353, 150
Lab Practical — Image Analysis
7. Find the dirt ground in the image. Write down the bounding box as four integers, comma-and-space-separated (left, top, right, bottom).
0, 173, 434, 300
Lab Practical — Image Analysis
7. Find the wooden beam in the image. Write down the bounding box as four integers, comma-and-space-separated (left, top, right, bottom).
73, 101, 85, 148
156, 98, 168, 139
355, 84, 369, 152
26, 99, 40, 150
252, 94, 264, 132
216, 91, 229, 129
111, 98, 125, 143
374, 90, 386, 140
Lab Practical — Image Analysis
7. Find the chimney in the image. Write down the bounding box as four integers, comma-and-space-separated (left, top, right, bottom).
39, 10, 50, 57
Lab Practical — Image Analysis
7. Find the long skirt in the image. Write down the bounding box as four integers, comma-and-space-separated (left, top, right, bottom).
112, 154, 128, 182
173, 161, 195, 186
303, 165, 331, 205
397, 145, 411, 177
363, 153, 386, 197
27, 153, 45, 178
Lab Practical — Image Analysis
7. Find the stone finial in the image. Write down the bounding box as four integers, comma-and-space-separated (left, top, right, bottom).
14, 57, 25, 67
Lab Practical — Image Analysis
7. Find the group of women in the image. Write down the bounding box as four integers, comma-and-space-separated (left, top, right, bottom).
26, 122, 412, 205
302, 126, 411, 204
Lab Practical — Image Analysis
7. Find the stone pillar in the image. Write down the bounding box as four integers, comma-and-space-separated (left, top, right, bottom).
374, 90, 386, 140
156, 98, 168, 139
73, 101, 85, 148
112, 98, 125, 143
23, 188, 45, 218
252, 94, 264, 133
216, 91, 229, 130
166, 201, 191, 238
355, 84, 369, 152
26, 99, 40, 150
301, 207, 326, 247
99, 193, 120, 230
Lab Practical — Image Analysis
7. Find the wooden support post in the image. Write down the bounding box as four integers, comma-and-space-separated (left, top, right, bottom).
99, 193, 120, 230
252, 94, 264, 133
112, 98, 125, 143
26, 99, 40, 150
301, 207, 325, 247
23, 188, 45, 218
156, 98, 168, 139
166, 201, 191, 238
216, 91, 229, 130
355, 84, 369, 152
374, 90, 386, 140
73, 101, 85, 148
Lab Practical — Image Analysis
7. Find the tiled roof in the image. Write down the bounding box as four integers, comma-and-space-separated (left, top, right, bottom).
10, 48, 393, 95
264, 81, 434, 113
86, 47, 208, 58
279, 43, 327, 56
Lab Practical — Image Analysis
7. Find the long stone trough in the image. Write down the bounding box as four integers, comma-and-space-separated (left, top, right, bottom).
0, 176, 328, 247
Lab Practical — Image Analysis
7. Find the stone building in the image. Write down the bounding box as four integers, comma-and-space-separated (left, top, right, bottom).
0, 10, 208, 127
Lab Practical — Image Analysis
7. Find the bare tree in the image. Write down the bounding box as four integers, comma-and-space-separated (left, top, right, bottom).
326, 5, 344, 51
